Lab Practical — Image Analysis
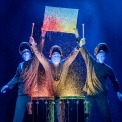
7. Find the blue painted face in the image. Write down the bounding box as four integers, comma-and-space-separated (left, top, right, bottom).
22, 50, 32, 61
96, 50, 106, 63
51, 52, 61, 65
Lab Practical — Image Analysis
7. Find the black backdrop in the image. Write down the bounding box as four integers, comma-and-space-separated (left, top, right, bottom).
0, 0, 122, 122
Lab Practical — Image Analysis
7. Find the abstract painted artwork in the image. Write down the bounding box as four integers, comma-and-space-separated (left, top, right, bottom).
43, 6, 78, 33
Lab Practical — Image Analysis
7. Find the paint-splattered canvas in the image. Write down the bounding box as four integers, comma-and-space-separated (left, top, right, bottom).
43, 6, 78, 33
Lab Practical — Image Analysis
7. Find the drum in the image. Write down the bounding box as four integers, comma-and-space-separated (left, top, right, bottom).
29, 96, 88, 122
55, 96, 86, 122
31, 97, 55, 122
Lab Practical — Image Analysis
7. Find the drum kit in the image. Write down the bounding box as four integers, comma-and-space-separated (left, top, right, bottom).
28, 96, 89, 122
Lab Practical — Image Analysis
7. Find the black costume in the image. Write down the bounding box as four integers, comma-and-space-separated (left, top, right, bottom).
79, 46, 119, 122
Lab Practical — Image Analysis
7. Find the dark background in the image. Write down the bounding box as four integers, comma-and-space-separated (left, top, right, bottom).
0, 0, 122, 122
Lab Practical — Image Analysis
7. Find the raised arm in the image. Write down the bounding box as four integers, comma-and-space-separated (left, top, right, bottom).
79, 38, 94, 65
29, 36, 50, 70
63, 30, 81, 67
64, 47, 79, 67
74, 28, 93, 64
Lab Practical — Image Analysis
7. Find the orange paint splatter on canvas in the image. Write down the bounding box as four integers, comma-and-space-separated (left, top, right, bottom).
43, 16, 63, 32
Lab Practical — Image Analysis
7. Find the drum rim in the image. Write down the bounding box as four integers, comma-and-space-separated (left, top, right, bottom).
59, 96, 85, 99
32, 96, 54, 100
31, 96, 85, 100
